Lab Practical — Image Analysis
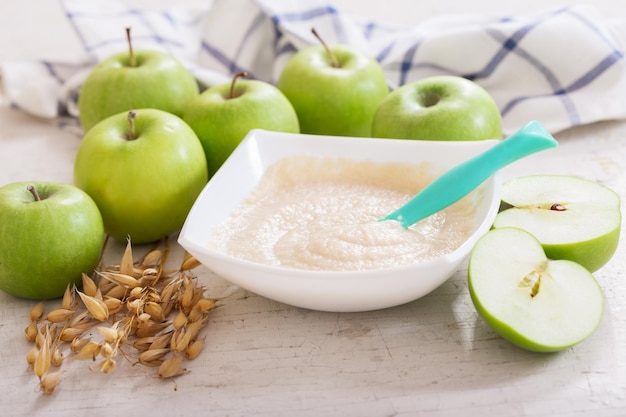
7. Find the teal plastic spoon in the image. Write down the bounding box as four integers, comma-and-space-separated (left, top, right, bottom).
380, 120, 558, 228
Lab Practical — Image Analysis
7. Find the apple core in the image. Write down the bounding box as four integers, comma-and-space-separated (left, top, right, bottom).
418, 92, 441, 108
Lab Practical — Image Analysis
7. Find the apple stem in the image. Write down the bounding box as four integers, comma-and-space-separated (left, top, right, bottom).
311, 28, 339, 68
27, 185, 41, 201
550, 203, 566, 211
127, 110, 137, 140
126, 27, 136, 67
229, 71, 248, 99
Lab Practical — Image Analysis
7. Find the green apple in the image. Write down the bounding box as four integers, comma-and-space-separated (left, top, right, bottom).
276, 29, 388, 137
78, 28, 199, 132
74, 109, 208, 244
0, 182, 104, 300
371, 75, 502, 141
183, 72, 299, 175
493, 175, 621, 272
468, 227, 604, 352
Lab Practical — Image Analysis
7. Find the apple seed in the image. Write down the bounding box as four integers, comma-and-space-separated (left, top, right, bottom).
550, 203, 567, 211
311, 28, 339, 68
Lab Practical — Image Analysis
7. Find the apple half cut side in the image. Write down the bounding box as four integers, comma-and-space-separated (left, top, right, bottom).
468, 227, 604, 353
493, 175, 621, 272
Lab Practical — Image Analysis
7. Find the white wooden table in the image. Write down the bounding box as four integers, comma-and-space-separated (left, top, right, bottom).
1, 1, 625, 416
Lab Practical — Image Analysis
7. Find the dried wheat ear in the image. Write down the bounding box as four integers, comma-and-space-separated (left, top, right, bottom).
25, 237, 216, 395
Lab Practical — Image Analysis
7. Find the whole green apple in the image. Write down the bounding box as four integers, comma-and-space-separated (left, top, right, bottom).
0, 182, 104, 300
78, 28, 199, 132
277, 29, 388, 137
493, 174, 621, 272
468, 227, 604, 352
371, 75, 502, 141
183, 72, 300, 175
74, 109, 208, 244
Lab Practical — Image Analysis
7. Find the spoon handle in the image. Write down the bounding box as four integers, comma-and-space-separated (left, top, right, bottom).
381, 120, 558, 228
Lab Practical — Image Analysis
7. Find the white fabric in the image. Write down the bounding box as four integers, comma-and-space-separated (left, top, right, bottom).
2, 0, 626, 135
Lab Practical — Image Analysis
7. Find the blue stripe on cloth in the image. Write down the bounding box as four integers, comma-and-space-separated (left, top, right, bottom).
65, 6, 186, 57
270, 6, 346, 43
486, 12, 580, 123
398, 41, 421, 85
568, 7, 622, 48
197, 10, 267, 78
379, 41, 459, 77
363, 21, 376, 40
375, 42, 394, 63
200, 40, 255, 79
276, 42, 298, 57
126, 8, 181, 54
563, 50, 624, 93
270, 6, 338, 24
163, 11, 176, 26
64, 11, 91, 57
233, 10, 268, 75
42, 61, 64, 84
465, 25, 534, 81
491, 6, 625, 124
268, 5, 346, 63
385, 12, 554, 86
466, 9, 564, 81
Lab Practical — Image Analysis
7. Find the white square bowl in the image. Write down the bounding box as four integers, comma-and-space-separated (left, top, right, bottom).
178, 129, 502, 312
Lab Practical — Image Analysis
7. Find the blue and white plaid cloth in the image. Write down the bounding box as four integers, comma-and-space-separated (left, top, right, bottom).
2, 0, 626, 135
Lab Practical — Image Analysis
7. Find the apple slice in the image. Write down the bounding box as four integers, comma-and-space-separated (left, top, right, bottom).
468, 227, 604, 352
493, 175, 621, 272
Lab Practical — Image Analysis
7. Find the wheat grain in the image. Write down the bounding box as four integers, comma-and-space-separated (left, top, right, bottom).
39, 371, 63, 395
81, 273, 98, 297
45, 308, 75, 323
24, 321, 38, 342
158, 354, 187, 379
184, 338, 205, 360
77, 291, 109, 322
29, 301, 45, 322
24, 237, 216, 394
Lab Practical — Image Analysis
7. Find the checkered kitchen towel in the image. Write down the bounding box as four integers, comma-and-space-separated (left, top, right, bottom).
2, 0, 626, 135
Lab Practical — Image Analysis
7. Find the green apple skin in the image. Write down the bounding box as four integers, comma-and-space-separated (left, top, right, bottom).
0, 182, 104, 300
493, 175, 621, 272
371, 75, 502, 141
183, 78, 299, 175
277, 44, 389, 137
74, 109, 208, 244
468, 227, 604, 353
78, 50, 199, 132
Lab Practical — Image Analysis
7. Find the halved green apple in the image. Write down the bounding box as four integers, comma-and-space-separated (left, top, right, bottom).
468, 227, 604, 352
493, 175, 621, 272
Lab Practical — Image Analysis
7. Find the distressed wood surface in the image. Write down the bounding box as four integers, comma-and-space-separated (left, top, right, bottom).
1, 1, 625, 416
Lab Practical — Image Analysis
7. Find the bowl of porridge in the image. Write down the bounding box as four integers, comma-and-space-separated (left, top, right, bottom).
178, 129, 502, 312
